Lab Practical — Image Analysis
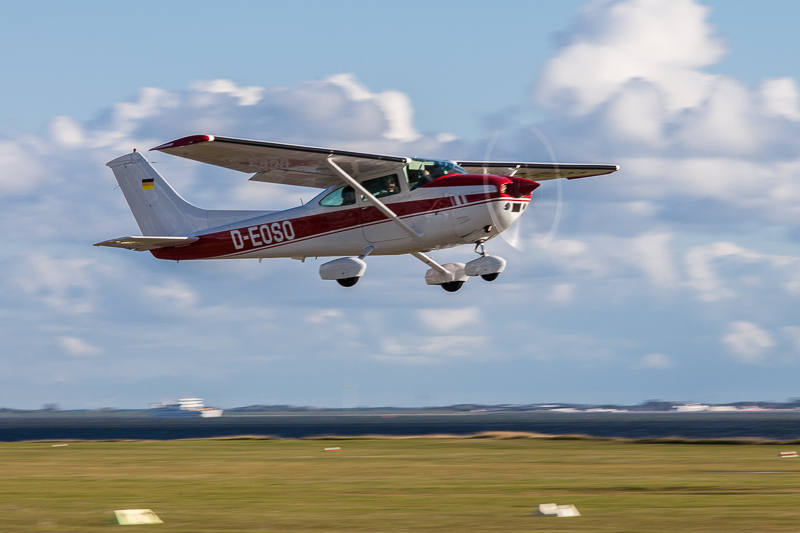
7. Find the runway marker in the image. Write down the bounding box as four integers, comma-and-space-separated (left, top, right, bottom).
114, 509, 163, 525
51, 444, 68, 448
534, 503, 581, 517
780, 451, 798, 458
324, 447, 341, 452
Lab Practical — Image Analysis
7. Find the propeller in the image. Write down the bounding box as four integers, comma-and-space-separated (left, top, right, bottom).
482, 125, 563, 252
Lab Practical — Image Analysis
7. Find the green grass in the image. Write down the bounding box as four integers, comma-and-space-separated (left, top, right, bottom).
2, 435, 800, 531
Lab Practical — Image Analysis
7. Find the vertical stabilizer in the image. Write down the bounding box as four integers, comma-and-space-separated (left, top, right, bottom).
106, 151, 208, 236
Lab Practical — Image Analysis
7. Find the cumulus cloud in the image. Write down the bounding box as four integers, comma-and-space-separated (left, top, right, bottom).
538, 0, 724, 115
529, 0, 800, 233
722, 321, 774, 363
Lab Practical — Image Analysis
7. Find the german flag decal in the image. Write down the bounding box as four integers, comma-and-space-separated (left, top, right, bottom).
142, 178, 154, 190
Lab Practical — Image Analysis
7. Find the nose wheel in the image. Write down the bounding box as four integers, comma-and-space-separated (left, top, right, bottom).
466, 243, 506, 282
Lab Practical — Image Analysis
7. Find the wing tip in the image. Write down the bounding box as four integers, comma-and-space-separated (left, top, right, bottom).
150, 135, 215, 151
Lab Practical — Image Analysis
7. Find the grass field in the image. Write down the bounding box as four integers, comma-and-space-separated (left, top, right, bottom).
2, 435, 800, 532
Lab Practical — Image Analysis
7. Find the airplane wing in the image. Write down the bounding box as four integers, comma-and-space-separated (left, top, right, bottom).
151, 135, 409, 189
454, 161, 619, 180
93, 236, 199, 252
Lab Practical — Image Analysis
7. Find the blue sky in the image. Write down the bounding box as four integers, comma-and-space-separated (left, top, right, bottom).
2, 0, 800, 409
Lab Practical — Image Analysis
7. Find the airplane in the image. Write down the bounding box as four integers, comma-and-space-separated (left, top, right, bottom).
95, 135, 618, 291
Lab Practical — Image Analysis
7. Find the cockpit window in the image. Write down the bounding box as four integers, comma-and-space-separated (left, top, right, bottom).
320, 185, 356, 207
360, 174, 401, 200
406, 158, 466, 190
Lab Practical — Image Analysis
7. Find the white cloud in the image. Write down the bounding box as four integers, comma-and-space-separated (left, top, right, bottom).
0, 140, 45, 196
760, 78, 800, 121
144, 280, 198, 309
537, 0, 723, 115
190, 79, 265, 106
306, 309, 344, 324
58, 336, 102, 357
684, 242, 744, 302
684, 242, 800, 302
629, 232, 677, 287
50, 116, 86, 148
722, 321, 774, 363
326, 74, 420, 142
377, 334, 488, 364
529, 0, 800, 233
417, 307, 481, 333
13, 253, 103, 314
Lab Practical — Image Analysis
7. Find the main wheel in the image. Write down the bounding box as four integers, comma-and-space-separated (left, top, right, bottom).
337, 277, 359, 287
480, 273, 499, 282
441, 281, 465, 292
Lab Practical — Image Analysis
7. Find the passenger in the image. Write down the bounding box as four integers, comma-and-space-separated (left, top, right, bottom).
381, 176, 399, 196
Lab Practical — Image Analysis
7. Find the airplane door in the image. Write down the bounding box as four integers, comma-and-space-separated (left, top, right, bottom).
360, 173, 411, 243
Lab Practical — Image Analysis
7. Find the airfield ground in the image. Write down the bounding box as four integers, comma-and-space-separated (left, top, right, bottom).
2, 435, 799, 531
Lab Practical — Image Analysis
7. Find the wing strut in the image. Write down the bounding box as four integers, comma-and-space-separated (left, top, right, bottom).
324, 157, 421, 239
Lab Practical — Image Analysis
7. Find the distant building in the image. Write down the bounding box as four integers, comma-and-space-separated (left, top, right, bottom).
673, 403, 710, 412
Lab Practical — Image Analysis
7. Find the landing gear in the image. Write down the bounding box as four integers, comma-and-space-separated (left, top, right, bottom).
441, 281, 465, 292
465, 243, 506, 282
320, 247, 374, 287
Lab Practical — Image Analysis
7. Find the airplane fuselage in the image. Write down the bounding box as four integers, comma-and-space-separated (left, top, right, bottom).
150, 174, 534, 261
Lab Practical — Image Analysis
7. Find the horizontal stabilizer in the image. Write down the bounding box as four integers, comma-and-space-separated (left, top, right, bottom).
93, 236, 199, 252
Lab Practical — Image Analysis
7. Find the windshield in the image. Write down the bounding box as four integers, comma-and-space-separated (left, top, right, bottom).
406, 158, 466, 190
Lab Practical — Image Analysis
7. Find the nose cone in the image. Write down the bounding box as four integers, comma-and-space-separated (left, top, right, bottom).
511, 178, 540, 197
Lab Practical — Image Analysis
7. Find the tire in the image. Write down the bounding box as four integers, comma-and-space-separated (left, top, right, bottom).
336, 277, 359, 287
480, 273, 499, 282
441, 281, 465, 292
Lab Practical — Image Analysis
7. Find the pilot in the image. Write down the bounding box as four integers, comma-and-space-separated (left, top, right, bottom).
415, 169, 433, 188
341, 186, 355, 205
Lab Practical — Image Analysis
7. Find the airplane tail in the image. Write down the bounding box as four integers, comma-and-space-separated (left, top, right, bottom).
106, 151, 269, 237
106, 151, 211, 236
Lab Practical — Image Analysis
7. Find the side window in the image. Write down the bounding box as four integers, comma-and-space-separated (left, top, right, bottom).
360, 174, 401, 200
320, 186, 356, 207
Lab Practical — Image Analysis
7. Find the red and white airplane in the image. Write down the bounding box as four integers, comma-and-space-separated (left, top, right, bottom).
95, 135, 618, 291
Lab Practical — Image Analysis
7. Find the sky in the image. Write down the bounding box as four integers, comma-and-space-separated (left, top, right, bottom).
2, 0, 800, 409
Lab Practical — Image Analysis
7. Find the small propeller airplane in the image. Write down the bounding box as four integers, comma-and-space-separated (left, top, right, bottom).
95, 135, 618, 291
